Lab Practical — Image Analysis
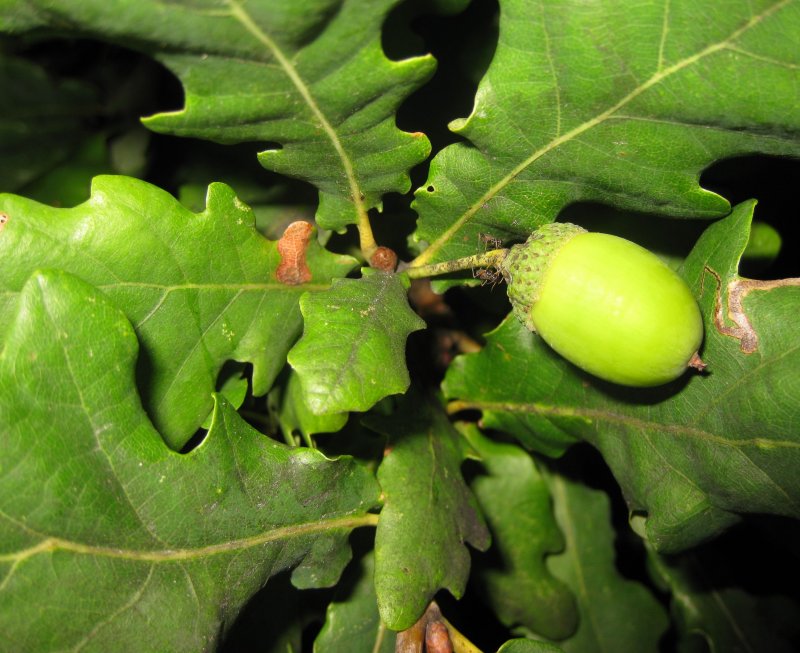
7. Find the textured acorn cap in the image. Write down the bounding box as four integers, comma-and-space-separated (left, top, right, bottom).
500, 223, 587, 332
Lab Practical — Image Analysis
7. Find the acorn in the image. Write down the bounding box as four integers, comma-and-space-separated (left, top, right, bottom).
499, 223, 704, 387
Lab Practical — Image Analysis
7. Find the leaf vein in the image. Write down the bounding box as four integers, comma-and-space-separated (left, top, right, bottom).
70, 565, 156, 652
38, 280, 167, 547
225, 0, 368, 229
154, 289, 245, 413
0, 514, 379, 564
449, 400, 800, 450
412, 0, 790, 265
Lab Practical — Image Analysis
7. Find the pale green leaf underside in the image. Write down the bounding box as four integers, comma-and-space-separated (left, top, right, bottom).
0, 176, 356, 449
444, 202, 800, 553
413, 0, 800, 271
0, 270, 380, 653
366, 398, 490, 631
0, 0, 435, 231
288, 271, 425, 416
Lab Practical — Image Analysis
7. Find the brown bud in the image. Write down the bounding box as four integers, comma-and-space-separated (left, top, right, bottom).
370, 246, 398, 272
425, 621, 453, 653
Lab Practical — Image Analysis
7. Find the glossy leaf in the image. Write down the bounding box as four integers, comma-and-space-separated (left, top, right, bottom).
546, 474, 669, 652
445, 201, 800, 552
411, 0, 800, 276
461, 425, 577, 640
443, 315, 581, 459
366, 396, 491, 630
268, 367, 349, 445
288, 271, 425, 416
0, 0, 435, 230
0, 269, 381, 652
0, 176, 356, 448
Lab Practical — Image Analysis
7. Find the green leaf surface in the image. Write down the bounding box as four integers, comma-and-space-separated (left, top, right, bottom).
497, 640, 565, 653
366, 396, 491, 631
0, 0, 435, 231
314, 551, 395, 653
649, 542, 800, 653
288, 271, 425, 416
546, 474, 669, 653
268, 367, 349, 445
443, 316, 582, 459
200, 363, 249, 430
0, 53, 98, 192
461, 425, 577, 640
0, 175, 356, 449
0, 269, 381, 653
411, 0, 800, 274
444, 201, 800, 552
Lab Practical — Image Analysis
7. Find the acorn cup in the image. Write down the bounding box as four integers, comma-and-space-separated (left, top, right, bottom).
498, 223, 705, 387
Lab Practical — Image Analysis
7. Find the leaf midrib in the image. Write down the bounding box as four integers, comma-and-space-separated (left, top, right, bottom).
412, 0, 791, 265
0, 513, 379, 565
0, 282, 331, 300
550, 475, 606, 652
448, 399, 800, 450
225, 0, 368, 226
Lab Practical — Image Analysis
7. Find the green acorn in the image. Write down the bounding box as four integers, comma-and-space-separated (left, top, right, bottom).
499, 223, 705, 387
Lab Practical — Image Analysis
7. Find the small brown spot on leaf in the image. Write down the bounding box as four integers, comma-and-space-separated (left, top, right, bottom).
276, 221, 313, 285
0, 212, 9, 233
703, 266, 800, 354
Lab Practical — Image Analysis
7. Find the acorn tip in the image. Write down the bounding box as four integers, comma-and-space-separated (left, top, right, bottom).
688, 352, 707, 372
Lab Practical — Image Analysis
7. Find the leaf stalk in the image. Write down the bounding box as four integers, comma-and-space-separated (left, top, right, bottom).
404, 249, 509, 280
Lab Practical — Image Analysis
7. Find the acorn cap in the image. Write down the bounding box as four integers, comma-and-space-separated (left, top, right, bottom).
500, 223, 586, 332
